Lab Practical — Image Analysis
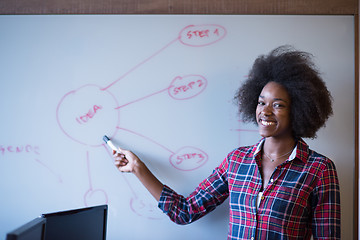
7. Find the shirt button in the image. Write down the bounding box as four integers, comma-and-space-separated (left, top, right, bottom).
270, 179, 274, 183
251, 237, 254, 240
261, 195, 265, 200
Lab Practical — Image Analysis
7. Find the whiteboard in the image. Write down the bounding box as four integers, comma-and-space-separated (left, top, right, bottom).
0, 15, 354, 239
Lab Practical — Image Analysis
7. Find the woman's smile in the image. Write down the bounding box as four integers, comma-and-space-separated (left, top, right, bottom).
259, 119, 277, 127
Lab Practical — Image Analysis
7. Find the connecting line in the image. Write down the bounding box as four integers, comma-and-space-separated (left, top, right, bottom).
86, 151, 93, 191
101, 37, 180, 91
116, 127, 175, 154
35, 159, 63, 183
114, 87, 170, 109
231, 129, 258, 133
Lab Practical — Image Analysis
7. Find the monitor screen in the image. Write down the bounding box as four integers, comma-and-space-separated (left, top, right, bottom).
6, 217, 46, 240
42, 204, 108, 240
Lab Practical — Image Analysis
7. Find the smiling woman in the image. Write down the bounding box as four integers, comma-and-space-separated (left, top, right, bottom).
112, 45, 341, 239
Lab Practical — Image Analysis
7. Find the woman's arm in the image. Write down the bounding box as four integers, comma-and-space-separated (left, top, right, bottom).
113, 148, 229, 225
113, 148, 164, 201
312, 159, 341, 239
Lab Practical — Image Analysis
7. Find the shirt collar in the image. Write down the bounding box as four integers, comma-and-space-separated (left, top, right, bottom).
253, 138, 309, 163
293, 138, 310, 163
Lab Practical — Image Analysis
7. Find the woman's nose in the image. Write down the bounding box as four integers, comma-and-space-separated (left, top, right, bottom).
262, 105, 273, 116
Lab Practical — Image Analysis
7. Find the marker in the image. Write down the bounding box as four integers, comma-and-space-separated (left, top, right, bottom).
103, 135, 118, 152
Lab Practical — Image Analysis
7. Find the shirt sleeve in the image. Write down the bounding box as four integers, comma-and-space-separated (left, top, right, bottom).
311, 159, 341, 239
158, 157, 229, 225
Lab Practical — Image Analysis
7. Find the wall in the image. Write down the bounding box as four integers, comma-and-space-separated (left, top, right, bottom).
0, 0, 357, 14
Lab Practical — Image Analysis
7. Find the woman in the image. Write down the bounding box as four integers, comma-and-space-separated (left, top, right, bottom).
113, 45, 341, 239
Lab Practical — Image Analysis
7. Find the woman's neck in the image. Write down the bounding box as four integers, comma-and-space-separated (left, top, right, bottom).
262, 137, 296, 156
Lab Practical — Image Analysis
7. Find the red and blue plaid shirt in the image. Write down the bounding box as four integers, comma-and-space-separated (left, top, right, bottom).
158, 138, 340, 239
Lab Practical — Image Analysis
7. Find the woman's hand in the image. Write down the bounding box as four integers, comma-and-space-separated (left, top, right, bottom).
113, 148, 142, 173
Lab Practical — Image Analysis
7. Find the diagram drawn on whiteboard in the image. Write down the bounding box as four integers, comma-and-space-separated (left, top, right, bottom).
56, 24, 228, 218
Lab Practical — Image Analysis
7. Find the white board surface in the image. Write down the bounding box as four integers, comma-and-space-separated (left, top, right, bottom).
0, 15, 354, 239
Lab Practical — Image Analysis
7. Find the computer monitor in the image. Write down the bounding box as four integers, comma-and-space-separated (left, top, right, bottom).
6, 217, 46, 240
41, 204, 108, 240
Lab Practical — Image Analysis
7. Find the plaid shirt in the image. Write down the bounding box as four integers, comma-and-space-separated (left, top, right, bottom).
158, 138, 341, 239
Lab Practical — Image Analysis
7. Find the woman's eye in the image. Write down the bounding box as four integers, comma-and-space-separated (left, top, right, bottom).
258, 101, 265, 105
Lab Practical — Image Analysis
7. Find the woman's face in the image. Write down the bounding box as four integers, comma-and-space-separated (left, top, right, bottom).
256, 81, 292, 140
